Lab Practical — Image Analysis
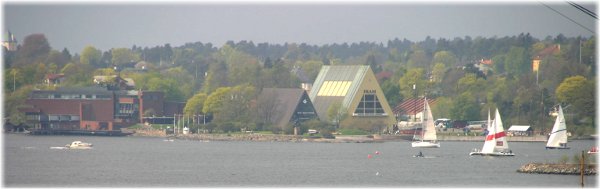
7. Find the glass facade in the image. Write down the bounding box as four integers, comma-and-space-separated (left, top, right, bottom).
353, 94, 386, 116
316, 81, 352, 96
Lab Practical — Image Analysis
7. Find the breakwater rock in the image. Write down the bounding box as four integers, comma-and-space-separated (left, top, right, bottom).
129, 129, 378, 143
517, 163, 597, 175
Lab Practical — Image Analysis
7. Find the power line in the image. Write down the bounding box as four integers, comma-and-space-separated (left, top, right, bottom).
538, 1, 595, 34
567, 1, 597, 19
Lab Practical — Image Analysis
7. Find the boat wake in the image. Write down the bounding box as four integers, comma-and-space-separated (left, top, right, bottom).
49, 147, 69, 150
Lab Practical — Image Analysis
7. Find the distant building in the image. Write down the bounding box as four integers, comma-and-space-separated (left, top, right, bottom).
2, 30, 17, 51
309, 65, 395, 132
45, 74, 65, 87
393, 97, 437, 122
93, 75, 135, 90
475, 59, 493, 75
532, 44, 560, 72
20, 87, 184, 131
257, 88, 318, 133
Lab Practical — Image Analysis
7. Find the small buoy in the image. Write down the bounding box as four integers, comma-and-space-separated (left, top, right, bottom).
368, 154, 372, 159
375, 151, 380, 155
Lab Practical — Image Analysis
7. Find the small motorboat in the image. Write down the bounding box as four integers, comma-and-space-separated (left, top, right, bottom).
65, 141, 93, 149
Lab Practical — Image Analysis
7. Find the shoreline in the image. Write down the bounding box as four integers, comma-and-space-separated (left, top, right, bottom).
129, 129, 595, 143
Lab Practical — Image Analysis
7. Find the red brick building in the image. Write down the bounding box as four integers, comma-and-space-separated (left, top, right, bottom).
21, 87, 184, 131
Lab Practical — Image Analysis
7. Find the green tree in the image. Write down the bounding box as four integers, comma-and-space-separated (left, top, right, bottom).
147, 77, 184, 101
5, 68, 24, 92
398, 68, 427, 98
203, 62, 228, 94
297, 60, 323, 82
15, 34, 50, 66
431, 63, 446, 83
504, 46, 530, 76
203, 87, 232, 114
327, 101, 347, 127
555, 76, 595, 119
4, 85, 34, 125
111, 48, 140, 66
80, 45, 102, 66
407, 49, 429, 69
183, 92, 207, 116
432, 51, 457, 68
450, 92, 480, 120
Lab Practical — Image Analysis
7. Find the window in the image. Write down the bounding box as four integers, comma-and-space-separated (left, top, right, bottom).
353, 94, 386, 116
317, 81, 352, 97
49, 115, 59, 121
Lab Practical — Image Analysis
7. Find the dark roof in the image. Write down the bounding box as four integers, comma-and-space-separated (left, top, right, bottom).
375, 71, 393, 81
393, 97, 436, 115
46, 74, 65, 80
50, 87, 112, 94
534, 44, 560, 59
259, 88, 312, 129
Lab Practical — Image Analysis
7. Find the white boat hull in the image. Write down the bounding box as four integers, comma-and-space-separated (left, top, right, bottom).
411, 141, 440, 148
469, 151, 515, 156
68, 146, 93, 150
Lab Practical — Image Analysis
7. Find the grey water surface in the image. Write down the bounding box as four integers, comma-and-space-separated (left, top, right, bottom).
3, 134, 598, 187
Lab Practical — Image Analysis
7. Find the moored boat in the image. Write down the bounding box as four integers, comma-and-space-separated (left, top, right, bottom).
469, 109, 514, 156
65, 141, 93, 149
545, 105, 569, 149
411, 98, 440, 148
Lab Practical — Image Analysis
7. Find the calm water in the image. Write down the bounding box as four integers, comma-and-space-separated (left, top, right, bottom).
3, 134, 598, 187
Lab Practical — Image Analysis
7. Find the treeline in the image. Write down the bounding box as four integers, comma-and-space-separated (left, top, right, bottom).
3, 33, 596, 135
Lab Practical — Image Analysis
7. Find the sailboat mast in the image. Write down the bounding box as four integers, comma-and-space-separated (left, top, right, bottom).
421, 97, 426, 141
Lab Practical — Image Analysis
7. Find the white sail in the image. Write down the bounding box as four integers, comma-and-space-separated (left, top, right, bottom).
493, 109, 509, 151
422, 99, 437, 141
546, 105, 568, 148
470, 108, 513, 156
481, 109, 495, 153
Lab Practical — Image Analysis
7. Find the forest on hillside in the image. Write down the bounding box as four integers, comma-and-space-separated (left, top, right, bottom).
3, 33, 596, 135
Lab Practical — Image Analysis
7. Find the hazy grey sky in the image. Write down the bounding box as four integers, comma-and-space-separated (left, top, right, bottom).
3, 1, 597, 53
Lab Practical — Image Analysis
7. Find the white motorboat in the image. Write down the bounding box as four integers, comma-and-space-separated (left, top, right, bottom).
411, 98, 440, 148
469, 109, 514, 156
65, 141, 93, 149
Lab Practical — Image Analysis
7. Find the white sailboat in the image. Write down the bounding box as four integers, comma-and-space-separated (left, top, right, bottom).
546, 105, 569, 149
470, 109, 514, 156
411, 98, 440, 148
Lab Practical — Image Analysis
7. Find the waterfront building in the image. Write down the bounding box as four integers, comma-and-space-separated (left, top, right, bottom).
257, 88, 318, 133
20, 86, 184, 131
309, 65, 395, 132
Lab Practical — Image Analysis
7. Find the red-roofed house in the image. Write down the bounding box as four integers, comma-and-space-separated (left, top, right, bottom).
45, 74, 65, 87
392, 97, 436, 122
532, 44, 560, 72
475, 59, 493, 75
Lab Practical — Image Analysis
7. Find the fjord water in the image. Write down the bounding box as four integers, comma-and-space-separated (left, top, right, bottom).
3, 134, 597, 187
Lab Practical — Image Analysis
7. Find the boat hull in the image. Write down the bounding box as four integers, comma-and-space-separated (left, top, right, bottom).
411, 141, 440, 148
545, 146, 570, 149
469, 151, 515, 156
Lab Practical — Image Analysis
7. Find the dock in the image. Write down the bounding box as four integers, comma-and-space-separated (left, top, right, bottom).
29, 129, 134, 136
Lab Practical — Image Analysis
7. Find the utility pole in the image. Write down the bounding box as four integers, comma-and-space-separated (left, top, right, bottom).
579, 39, 582, 64
581, 150, 585, 187
13, 70, 16, 92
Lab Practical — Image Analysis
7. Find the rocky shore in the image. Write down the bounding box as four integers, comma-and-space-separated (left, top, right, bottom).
130, 129, 378, 143
517, 163, 597, 175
